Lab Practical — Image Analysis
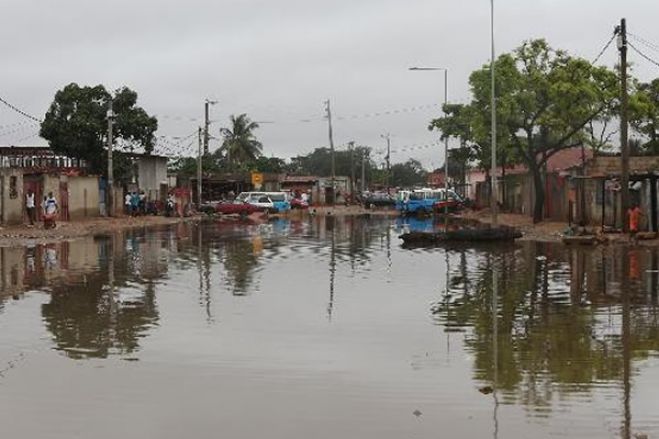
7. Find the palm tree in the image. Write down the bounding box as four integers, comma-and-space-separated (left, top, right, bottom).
219, 114, 263, 169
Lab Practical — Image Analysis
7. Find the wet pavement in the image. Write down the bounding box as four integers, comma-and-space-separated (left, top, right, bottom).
1, 216, 658, 438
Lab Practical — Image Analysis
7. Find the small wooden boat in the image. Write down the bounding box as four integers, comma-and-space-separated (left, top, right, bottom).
400, 226, 522, 245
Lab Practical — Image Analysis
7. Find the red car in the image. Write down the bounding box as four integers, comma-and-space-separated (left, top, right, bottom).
433, 199, 463, 213
215, 202, 264, 215
290, 198, 309, 209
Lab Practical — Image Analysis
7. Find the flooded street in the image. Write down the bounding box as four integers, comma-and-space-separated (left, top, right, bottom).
1, 217, 659, 439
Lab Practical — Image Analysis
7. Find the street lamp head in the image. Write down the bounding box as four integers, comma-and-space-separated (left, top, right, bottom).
408, 67, 447, 71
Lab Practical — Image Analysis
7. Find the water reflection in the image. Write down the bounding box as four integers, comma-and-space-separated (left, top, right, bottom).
433, 241, 659, 437
1, 217, 659, 438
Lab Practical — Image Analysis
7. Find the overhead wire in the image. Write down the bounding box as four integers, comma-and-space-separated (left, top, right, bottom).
628, 32, 659, 54
628, 41, 659, 69
591, 33, 617, 65
0, 95, 43, 123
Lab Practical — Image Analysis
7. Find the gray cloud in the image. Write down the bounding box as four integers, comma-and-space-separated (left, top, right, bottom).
2, 0, 658, 169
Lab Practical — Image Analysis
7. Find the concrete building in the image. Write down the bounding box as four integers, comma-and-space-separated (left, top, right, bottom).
0, 146, 101, 225
0, 168, 24, 225
281, 175, 351, 205
122, 153, 169, 201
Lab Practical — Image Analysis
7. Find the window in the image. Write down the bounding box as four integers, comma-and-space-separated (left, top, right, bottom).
269, 194, 286, 201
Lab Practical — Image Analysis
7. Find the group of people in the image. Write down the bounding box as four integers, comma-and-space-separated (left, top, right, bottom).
124, 190, 178, 217
124, 191, 148, 216
25, 189, 58, 228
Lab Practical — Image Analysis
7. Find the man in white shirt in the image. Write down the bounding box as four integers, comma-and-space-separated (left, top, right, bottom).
25, 189, 36, 225
125, 193, 132, 215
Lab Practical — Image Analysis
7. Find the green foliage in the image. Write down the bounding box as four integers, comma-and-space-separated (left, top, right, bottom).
218, 114, 263, 170
168, 154, 223, 178
430, 39, 619, 222
390, 159, 427, 187
630, 78, 659, 153
40, 83, 157, 175
251, 156, 287, 173
288, 145, 374, 178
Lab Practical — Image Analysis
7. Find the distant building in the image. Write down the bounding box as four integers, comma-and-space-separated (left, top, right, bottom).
121, 152, 169, 201
281, 175, 351, 205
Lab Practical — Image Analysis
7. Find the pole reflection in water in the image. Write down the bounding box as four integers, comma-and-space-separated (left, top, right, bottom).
622, 247, 631, 439
2, 220, 659, 439
492, 254, 499, 439
328, 216, 336, 321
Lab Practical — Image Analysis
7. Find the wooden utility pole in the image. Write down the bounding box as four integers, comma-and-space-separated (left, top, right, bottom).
382, 133, 391, 194
107, 99, 114, 217
325, 100, 336, 205
349, 141, 356, 197
197, 127, 203, 207
618, 18, 630, 232
204, 101, 210, 155
361, 150, 366, 193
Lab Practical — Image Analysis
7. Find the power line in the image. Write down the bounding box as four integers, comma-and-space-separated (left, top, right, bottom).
591, 33, 617, 65
628, 32, 659, 54
0, 95, 42, 123
628, 41, 659, 69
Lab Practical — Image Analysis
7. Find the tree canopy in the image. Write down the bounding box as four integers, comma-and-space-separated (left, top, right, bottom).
218, 114, 263, 170
390, 159, 427, 187
40, 83, 158, 175
430, 39, 619, 222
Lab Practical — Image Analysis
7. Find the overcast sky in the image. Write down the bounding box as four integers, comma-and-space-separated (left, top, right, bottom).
2, 0, 659, 169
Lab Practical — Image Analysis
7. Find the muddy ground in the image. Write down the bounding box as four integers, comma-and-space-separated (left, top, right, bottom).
0, 215, 201, 247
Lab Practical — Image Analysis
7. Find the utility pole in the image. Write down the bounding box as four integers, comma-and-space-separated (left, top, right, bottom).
203, 99, 217, 155
442, 69, 449, 225
361, 150, 366, 193
382, 133, 391, 194
349, 141, 356, 197
325, 100, 336, 205
107, 99, 114, 217
490, 0, 499, 227
618, 18, 630, 233
197, 127, 203, 207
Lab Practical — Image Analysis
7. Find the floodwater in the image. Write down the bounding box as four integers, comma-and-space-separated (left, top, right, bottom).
1, 216, 658, 439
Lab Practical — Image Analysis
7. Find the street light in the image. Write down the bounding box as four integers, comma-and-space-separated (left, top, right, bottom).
409, 67, 450, 222
490, 0, 498, 226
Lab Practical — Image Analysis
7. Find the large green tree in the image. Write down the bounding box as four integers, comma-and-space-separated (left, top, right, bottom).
218, 114, 263, 170
390, 159, 427, 187
630, 78, 659, 153
40, 83, 158, 175
431, 40, 619, 222
288, 145, 374, 179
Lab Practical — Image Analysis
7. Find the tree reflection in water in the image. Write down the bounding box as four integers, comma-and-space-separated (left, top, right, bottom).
433, 242, 659, 422
41, 233, 162, 359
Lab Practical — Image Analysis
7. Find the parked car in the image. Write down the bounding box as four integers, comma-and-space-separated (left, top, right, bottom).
432, 190, 464, 213
235, 192, 291, 213
363, 192, 395, 208
215, 202, 263, 215
290, 197, 309, 209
